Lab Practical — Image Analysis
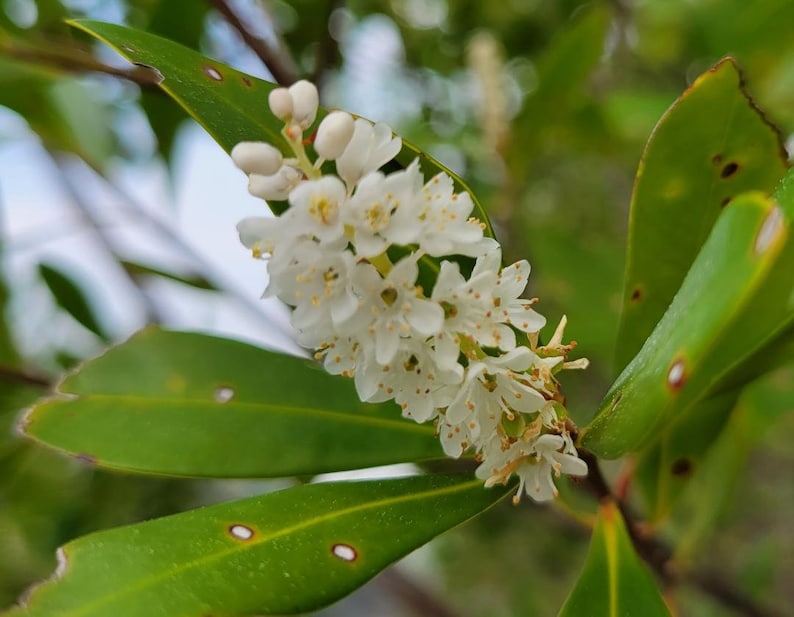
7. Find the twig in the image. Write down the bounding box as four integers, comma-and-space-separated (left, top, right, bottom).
207, 0, 299, 85
379, 566, 465, 617
577, 450, 784, 617
0, 365, 51, 388
0, 39, 164, 87
45, 152, 166, 326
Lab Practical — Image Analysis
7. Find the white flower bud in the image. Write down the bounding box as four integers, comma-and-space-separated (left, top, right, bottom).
314, 111, 355, 160
248, 166, 303, 201
288, 80, 319, 129
268, 87, 293, 120
231, 142, 283, 176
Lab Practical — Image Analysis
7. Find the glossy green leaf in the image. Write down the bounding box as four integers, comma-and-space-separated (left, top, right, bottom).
38, 263, 110, 343
582, 190, 792, 457
558, 501, 671, 617
23, 328, 443, 477
68, 19, 493, 236
119, 260, 216, 291
3, 475, 507, 617
615, 58, 788, 371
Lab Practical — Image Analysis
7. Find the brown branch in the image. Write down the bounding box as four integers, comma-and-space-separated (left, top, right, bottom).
46, 153, 166, 327
0, 39, 163, 87
207, 0, 299, 85
0, 365, 51, 388
577, 450, 784, 617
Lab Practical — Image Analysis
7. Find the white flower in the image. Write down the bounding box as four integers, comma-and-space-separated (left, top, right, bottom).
446, 347, 546, 425
231, 142, 283, 176
478, 433, 587, 503
416, 172, 491, 257
364, 337, 460, 423
288, 80, 320, 129
248, 165, 303, 201
236, 216, 280, 258
349, 255, 444, 365
494, 260, 546, 334
344, 160, 423, 257
281, 175, 348, 246
268, 87, 293, 121
336, 119, 402, 188
315, 111, 355, 160
266, 239, 358, 344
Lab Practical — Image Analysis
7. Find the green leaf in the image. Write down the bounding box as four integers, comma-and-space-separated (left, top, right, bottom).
614, 58, 788, 371
558, 501, 671, 617
38, 262, 110, 343
4, 475, 507, 617
672, 364, 794, 556
582, 190, 792, 457
22, 328, 443, 477
119, 260, 216, 291
67, 19, 494, 236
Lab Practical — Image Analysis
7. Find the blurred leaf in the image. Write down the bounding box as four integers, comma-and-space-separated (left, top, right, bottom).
509, 3, 610, 168
5, 475, 507, 617
615, 58, 788, 371
38, 262, 110, 343
23, 328, 443, 477
0, 55, 113, 167
67, 20, 494, 236
583, 190, 792, 457
672, 364, 794, 556
120, 260, 216, 291
558, 501, 671, 617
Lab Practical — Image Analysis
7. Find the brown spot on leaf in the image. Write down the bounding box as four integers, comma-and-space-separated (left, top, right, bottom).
331, 543, 358, 562
671, 458, 693, 476
228, 524, 254, 541
711, 154, 723, 165
203, 65, 224, 81
667, 358, 687, 391
242, 76, 252, 87
630, 287, 642, 302
721, 196, 732, 208
720, 161, 739, 178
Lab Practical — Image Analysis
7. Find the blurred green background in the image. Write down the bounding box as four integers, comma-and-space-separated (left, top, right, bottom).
0, 1, 792, 615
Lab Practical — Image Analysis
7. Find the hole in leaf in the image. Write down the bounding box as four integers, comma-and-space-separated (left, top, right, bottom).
121, 45, 137, 54
671, 458, 693, 476
228, 524, 254, 541
214, 386, 235, 403
667, 358, 687, 391
720, 161, 739, 178
203, 65, 224, 81
331, 543, 358, 562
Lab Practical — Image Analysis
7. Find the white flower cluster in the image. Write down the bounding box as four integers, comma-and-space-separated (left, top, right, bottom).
234, 80, 589, 503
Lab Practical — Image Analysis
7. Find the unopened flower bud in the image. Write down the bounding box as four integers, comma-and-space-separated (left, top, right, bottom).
248, 166, 302, 201
288, 80, 319, 129
268, 87, 293, 120
231, 142, 283, 176
314, 111, 355, 160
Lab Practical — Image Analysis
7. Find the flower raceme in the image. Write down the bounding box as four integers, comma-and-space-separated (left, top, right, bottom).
233, 80, 588, 503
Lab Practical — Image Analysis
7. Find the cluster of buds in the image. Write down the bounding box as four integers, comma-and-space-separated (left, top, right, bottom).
233, 80, 588, 502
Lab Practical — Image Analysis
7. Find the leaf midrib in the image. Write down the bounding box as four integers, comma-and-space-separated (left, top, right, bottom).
57, 479, 483, 617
